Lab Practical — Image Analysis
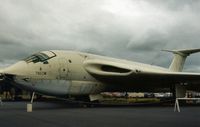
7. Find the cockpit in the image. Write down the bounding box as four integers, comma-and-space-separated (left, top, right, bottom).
24, 51, 56, 64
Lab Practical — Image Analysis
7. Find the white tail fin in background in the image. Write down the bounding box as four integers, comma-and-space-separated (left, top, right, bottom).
163, 48, 200, 72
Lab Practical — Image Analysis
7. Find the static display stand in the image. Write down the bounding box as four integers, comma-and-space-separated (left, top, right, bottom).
27, 103, 32, 112
27, 92, 35, 112
174, 98, 200, 112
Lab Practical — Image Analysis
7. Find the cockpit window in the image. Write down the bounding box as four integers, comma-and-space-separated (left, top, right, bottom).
24, 51, 56, 63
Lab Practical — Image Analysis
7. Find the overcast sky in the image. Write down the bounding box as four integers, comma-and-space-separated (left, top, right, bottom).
0, 0, 200, 71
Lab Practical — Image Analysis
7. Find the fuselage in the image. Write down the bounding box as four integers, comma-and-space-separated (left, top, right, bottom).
0, 50, 171, 96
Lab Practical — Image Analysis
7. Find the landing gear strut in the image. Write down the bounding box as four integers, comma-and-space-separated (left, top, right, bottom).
31, 92, 35, 104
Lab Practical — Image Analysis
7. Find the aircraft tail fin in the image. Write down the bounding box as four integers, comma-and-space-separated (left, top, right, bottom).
162, 48, 200, 72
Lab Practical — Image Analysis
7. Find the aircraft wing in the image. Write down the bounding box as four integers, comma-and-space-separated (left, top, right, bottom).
83, 59, 200, 85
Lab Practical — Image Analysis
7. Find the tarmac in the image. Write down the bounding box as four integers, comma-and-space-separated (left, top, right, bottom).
0, 101, 200, 127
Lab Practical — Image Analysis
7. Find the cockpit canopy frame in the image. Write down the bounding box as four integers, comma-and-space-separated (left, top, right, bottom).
24, 51, 56, 64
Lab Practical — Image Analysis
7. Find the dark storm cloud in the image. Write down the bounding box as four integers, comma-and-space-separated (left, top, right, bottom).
0, 0, 200, 71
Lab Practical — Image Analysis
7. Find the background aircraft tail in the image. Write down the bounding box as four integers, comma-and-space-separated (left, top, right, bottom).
163, 48, 200, 72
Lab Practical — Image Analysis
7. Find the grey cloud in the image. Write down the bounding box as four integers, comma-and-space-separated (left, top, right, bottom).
127, 31, 169, 52
0, 40, 19, 46
0, 0, 200, 72
150, 0, 200, 11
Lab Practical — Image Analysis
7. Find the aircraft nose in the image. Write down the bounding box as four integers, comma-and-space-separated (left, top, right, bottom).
2, 61, 29, 76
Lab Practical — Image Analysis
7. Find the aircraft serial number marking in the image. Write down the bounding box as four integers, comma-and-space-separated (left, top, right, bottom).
36, 71, 47, 75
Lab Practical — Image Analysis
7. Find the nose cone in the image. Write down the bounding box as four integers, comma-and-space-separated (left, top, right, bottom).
3, 61, 28, 76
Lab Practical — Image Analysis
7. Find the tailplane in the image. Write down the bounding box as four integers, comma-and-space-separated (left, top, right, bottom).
163, 48, 200, 72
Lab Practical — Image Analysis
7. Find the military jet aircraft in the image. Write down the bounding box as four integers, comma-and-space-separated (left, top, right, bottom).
1, 48, 200, 101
